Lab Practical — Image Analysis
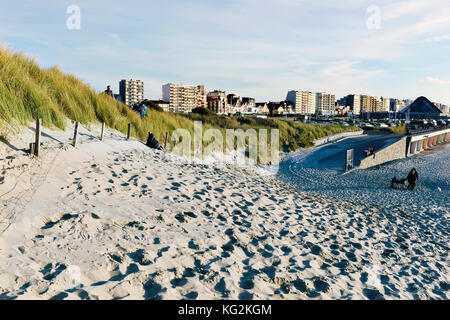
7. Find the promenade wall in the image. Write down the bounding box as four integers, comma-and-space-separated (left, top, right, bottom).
358, 128, 450, 169
313, 130, 364, 146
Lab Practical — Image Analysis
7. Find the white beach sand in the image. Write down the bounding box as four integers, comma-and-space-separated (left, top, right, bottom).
0, 122, 448, 300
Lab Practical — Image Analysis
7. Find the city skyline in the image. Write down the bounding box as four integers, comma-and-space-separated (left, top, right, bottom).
1, 0, 449, 105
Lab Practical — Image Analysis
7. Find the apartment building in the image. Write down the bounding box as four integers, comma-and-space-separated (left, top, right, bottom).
390, 99, 407, 112
346, 94, 361, 115
162, 83, 207, 113
286, 90, 317, 115
316, 92, 335, 116
196, 85, 207, 109
119, 79, 144, 106
207, 90, 229, 114
360, 95, 380, 113
379, 97, 391, 112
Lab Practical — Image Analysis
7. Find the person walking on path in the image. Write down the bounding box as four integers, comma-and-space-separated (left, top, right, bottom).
407, 168, 419, 190
139, 104, 148, 120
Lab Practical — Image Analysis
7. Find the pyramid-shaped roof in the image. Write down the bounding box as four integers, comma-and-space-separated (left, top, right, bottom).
401, 96, 442, 114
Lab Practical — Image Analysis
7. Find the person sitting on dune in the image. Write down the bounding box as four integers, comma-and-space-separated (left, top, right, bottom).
391, 176, 407, 189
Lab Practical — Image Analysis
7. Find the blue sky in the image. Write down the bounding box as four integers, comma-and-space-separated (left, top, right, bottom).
0, 0, 449, 105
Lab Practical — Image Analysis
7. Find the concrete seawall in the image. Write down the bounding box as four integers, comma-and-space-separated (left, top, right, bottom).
359, 128, 450, 169
359, 137, 408, 169
314, 130, 364, 146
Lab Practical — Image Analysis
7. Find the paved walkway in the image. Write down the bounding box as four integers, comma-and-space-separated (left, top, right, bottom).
301, 132, 404, 170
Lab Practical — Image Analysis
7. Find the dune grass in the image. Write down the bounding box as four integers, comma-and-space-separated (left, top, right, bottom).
184, 113, 359, 150
0, 44, 359, 156
0, 44, 200, 145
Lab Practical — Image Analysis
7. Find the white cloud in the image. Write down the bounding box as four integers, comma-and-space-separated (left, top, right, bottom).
423, 77, 450, 85
424, 34, 450, 43
382, 0, 432, 20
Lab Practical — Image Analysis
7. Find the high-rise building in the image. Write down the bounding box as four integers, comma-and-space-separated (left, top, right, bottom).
162, 83, 206, 113
360, 95, 380, 113
391, 99, 407, 112
346, 94, 361, 115
286, 91, 317, 115
207, 90, 229, 114
196, 85, 207, 109
379, 97, 391, 112
119, 79, 144, 106
316, 92, 335, 116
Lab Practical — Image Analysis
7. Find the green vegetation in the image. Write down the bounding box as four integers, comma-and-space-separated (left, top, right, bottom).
191, 107, 214, 116
0, 45, 359, 156
360, 125, 407, 134
133, 99, 164, 112
183, 113, 360, 150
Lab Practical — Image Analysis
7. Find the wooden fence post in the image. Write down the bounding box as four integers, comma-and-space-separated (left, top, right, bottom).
100, 122, 105, 141
164, 132, 168, 149
73, 122, 79, 147
29, 143, 36, 156
35, 118, 41, 156
127, 123, 131, 141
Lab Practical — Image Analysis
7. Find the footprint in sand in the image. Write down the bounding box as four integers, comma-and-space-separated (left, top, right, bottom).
239, 268, 259, 290
238, 291, 253, 300
143, 277, 165, 300
363, 288, 385, 300
184, 292, 198, 300
188, 240, 200, 250
170, 277, 188, 288
49, 292, 69, 300
214, 278, 230, 298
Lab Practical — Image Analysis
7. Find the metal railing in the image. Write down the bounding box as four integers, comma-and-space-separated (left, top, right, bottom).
407, 124, 450, 136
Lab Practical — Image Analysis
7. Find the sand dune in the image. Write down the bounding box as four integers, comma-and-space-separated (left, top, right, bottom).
0, 123, 448, 300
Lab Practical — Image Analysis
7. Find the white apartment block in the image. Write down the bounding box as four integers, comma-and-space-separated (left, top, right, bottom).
316, 92, 335, 116
380, 97, 391, 112
119, 79, 144, 106
347, 94, 361, 115
162, 83, 206, 113
286, 90, 317, 115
